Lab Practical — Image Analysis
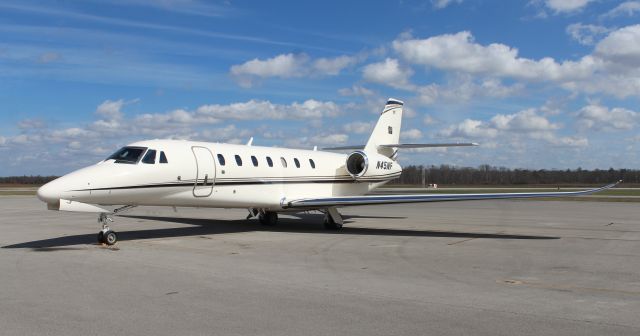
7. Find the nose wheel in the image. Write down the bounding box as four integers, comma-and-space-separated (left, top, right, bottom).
97, 213, 118, 245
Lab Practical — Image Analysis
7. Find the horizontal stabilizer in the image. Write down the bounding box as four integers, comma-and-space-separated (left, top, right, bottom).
378, 143, 479, 148
323, 143, 479, 150
322, 145, 365, 150
284, 181, 621, 209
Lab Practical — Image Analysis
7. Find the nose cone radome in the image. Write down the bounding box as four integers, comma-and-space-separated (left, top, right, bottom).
37, 179, 61, 204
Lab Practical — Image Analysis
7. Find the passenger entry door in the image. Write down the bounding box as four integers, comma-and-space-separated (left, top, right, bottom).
191, 146, 215, 197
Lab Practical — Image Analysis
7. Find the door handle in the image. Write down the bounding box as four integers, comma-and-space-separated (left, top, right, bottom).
204, 174, 208, 185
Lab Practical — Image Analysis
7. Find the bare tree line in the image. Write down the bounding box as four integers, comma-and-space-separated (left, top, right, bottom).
0, 176, 58, 185
394, 165, 640, 186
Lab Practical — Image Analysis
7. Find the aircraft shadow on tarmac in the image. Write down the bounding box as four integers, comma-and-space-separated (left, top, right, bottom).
2, 213, 559, 250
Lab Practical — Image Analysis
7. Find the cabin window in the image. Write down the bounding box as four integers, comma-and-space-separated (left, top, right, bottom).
217, 154, 225, 166
294, 158, 300, 168
251, 155, 258, 167
266, 156, 273, 167
235, 155, 242, 166
159, 151, 168, 164
106, 146, 147, 164
280, 157, 287, 168
142, 149, 157, 164
309, 159, 315, 169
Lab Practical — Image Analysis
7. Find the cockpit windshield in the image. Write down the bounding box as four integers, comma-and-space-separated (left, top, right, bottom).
106, 146, 148, 164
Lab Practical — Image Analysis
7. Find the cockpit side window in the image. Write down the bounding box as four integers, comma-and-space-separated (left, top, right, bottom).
159, 151, 168, 164
142, 149, 157, 164
217, 154, 225, 166
106, 146, 147, 164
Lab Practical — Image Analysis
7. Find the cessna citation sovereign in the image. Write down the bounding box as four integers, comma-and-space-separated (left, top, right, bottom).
37, 98, 619, 245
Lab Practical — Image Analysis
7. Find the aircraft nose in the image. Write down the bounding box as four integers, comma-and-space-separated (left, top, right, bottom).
37, 179, 61, 204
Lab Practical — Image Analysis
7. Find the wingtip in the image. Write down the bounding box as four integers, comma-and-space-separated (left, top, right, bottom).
605, 180, 623, 189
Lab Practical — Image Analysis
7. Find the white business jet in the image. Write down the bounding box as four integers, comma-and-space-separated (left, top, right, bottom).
37, 98, 619, 245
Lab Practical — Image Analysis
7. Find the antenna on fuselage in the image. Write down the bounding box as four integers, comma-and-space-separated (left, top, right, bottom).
246, 137, 254, 146
313, 146, 317, 151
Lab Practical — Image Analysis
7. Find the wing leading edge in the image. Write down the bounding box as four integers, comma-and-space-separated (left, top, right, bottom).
284, 181, 621, 209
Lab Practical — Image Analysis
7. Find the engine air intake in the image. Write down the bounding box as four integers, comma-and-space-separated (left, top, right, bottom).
346, 151, 368, 178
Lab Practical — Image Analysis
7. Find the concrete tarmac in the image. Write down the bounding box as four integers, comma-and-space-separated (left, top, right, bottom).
1, 196, 639, 336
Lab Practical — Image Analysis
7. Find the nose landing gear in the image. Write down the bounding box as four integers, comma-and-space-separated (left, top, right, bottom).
97, 213, 118, 245
95, 205, 136, 246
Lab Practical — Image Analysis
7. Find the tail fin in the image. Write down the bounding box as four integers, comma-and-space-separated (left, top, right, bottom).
364, 98, 403, 158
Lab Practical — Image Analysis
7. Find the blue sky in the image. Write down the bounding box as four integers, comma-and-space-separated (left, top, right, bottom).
1, 0, 639, 175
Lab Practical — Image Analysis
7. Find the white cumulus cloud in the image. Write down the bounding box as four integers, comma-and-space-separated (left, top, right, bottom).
576, 104, 638, 130
313, 55, 358, 75
196, 99, 341, 120
440, 108, 585, 147
491, 108, 560, 132
95, 99, 126, 120
393, 31, 597, 82
401, 128, 423, 140
594, 24, 640, 67
414, 77, 523, 105
309, 133, 349, 146
544, 0, 593, 13
440, 119, 499, 139
432, 0, 463, 9
342, 121, 373, 134
566, 23, 610, 45
601, 1, 640, 19
230, 53, 357, 87
362, 58, 413, 89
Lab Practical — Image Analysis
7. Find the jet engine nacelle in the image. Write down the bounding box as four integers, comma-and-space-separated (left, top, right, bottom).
345, 151, 402, 179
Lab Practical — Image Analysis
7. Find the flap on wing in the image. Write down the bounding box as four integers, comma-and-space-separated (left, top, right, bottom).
284, 181, 621, 209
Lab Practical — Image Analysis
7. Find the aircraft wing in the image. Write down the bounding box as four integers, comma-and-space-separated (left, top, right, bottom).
284, 181, 621, 209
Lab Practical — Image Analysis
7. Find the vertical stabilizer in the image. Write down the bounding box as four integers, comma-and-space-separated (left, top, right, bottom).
364, 98, 403, 158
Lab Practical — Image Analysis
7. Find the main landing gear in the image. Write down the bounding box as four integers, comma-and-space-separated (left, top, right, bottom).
97, 213, 118, 245
258, 211, 278, 226
248, 208, 343, 230
323, 207, 344, 230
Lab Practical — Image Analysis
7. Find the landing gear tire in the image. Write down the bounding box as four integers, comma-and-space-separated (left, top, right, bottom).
97, 213, 117, 245
97, 230, 118, 245
259, 212, 278, 226
103, 230, 118, 245
323, 215, 343, 230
